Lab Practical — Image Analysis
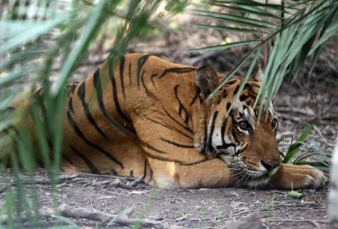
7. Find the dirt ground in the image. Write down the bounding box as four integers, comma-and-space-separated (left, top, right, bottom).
2, 171, 328, 229
1, 7, 338, 229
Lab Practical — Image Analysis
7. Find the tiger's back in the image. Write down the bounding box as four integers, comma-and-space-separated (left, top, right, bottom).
62, 53, 199, 182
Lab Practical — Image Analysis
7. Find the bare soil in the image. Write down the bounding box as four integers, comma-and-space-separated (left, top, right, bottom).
1, 8, 337, 229
1, 172, 329, 229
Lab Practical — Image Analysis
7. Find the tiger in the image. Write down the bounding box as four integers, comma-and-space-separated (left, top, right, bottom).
0, 53, 326, 189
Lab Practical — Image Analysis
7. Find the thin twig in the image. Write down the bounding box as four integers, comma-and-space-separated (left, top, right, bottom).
1, 204, 162, 228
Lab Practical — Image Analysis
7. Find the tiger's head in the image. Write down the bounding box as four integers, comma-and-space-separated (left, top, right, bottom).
194, 66, 281, 188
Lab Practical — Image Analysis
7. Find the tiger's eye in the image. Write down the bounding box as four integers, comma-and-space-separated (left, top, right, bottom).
238, 121, 250, 130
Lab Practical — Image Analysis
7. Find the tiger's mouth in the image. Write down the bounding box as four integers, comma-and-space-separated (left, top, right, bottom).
220, 155, 279, 188
230, 167, 273, 188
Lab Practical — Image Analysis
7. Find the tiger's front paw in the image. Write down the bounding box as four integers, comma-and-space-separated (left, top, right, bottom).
271, 163, 327, 189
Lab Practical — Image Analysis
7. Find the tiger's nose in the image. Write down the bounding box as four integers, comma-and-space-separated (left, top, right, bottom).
261, 160, 280, 171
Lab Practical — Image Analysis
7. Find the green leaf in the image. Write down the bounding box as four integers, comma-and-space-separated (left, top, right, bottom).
52, 0, 111, 95
190, 40, 258, 53
206, 47, 258, 101
105, 209, 127, 229
193, 23, 258, 33
288, 190, 304, 198
192, 10, 273, 28
210, 1, 283, 18
52, 215, 80, 229
227, 46, 261, 115
0, 71, 23, 87
0, 15, 71, 55
215, 0, 290, 10
283, 124, 314, 163
290, 33, 316, 77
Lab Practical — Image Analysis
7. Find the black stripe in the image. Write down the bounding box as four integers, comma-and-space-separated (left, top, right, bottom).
158, 67, 196, 78
144, 158, 154, 184
240, 94, 249, 101
77, 82, 109, 140
232, 128, 239, 145
207, 111, 218, 152
142, 115, 193, 140
148, 163, 154, 183
175, 87, 182, 116
143, 159, 147, 178
226, 79, 237, 85
221, 119, 235, 149
33, 89, 47, 122
160, 138, 194, 148
70, 146, 100, 174
226, 102, 231, 111
128, 62, 132, 85
67, 110, 124, 168
174, 85, 189, 124
220, 118, 227, 143
107, 59, 132, 124
245, 83, 260, 97
62, 154, 73, 165
119, 56, 126, 98
140, 140, 168, 154
143, 159, 153, 183
93, 68, 125, 132
137, 55, 151, 89
189, 89, 200, 106
216, 118, 237, 151
145, 151, 208, 166
202, 122, 208, 154
140, 70, 150, 96
223, 90, 228, 98
68, 97, 74, 114
162, 106, 193, 134
233, 85, 240, 95
66, 82, 78, 97
235, 143, 247, 156
150, 72, 159, 88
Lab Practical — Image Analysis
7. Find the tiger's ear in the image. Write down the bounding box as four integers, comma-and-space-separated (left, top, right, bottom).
195, 66, 219, 100
253, 65, 263, 81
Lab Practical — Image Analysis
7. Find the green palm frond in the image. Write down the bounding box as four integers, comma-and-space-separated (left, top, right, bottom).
0, 0, 166, 227
193, 0, 338, 108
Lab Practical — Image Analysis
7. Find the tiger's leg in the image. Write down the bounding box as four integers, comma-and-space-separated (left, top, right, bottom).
145, 156, 235, 188
269, 163, 327, 189
131, 115, 236, 188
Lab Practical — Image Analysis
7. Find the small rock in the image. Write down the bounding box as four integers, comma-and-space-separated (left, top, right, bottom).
174, 216, 187, 221
225, 211, 263, 229
152, 212, 164, 221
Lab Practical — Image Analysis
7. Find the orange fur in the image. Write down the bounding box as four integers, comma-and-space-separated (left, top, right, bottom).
2, 53, 326, 189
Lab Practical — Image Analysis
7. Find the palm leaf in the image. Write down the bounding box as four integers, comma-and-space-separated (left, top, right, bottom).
194, 0, 338, 109
0, 0, 166, 227
283, 124, 314, 163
